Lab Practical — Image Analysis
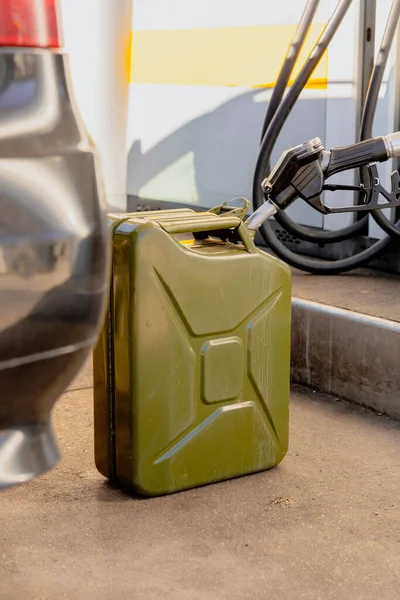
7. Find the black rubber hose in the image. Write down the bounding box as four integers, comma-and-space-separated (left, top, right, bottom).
252, 0, 395, 274
260, 0, 320, 144
254, 224, 394, 275
275, 0, 400, 243
256, 0, 368, 244
258, 0, 367, 243
371, 203, 400, 238
258, 0, 353, 242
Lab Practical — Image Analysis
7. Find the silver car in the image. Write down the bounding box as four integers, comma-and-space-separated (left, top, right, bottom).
0, 0, 109, 486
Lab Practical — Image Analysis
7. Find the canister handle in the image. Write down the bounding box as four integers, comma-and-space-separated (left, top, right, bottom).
159, 216, 256, 254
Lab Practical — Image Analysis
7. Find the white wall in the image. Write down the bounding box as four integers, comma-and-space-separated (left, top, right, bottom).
126, 0, 400, 238
60, 0, 133, 211
125, 0, 354, 229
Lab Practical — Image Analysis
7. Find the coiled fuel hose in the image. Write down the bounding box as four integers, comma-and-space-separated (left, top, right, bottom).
252, 0, 400, 274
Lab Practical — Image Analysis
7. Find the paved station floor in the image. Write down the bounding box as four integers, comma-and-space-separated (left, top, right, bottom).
1, 384, 400, 600
292, 268, 400, 322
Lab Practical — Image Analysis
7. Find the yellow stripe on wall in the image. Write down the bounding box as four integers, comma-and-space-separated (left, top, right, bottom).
130, 23, 328, 88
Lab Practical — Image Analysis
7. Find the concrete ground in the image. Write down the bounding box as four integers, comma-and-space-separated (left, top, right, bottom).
1, 383, 400, 599
292, 268, 400, 322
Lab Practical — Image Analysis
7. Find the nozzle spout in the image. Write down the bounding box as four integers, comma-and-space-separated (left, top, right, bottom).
246, 201, 278, 231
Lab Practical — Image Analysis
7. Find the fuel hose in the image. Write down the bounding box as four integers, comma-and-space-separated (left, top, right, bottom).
252, 0, 400, 273
270, 0, 400, 243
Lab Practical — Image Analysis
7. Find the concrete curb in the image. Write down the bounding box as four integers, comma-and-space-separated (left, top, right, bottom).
291, 298, 400, 419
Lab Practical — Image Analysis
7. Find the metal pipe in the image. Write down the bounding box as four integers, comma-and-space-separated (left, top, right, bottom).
360, 0, 400, 140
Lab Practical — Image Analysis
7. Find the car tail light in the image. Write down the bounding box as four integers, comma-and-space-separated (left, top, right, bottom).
0, 0, 62, 48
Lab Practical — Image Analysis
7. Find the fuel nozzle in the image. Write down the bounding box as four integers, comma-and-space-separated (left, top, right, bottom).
246, 137, 324, 231
246, 131, 400, 230
246, 200, 277, 231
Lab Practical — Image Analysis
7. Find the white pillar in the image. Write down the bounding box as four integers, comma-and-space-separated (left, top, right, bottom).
60, 0, 133, 211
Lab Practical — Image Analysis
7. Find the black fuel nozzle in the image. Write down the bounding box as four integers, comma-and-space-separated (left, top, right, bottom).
247, 131, 400, 230
261, 137, 325, 211
246, 138, 325, 231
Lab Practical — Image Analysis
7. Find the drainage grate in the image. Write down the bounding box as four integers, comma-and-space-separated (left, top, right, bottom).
275, 228, 301, 245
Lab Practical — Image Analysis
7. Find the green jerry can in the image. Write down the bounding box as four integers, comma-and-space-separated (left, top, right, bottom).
93, 199, 291, 496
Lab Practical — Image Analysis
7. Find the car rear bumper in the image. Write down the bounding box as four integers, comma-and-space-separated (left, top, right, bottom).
0, 49, 109, 486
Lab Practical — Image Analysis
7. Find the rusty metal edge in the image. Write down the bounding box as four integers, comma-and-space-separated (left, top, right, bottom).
291, 297, 400, 418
